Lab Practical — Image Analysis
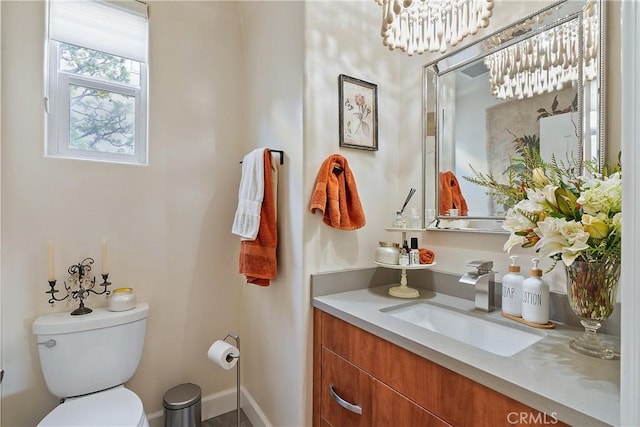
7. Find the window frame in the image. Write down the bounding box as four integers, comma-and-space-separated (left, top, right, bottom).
45, 4, 148, 166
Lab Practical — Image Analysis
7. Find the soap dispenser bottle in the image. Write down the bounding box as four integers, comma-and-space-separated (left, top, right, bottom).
521, 258, 550, 324
502, 255, 525, 317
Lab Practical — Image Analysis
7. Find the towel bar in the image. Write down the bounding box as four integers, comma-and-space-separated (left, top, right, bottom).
239, 148, 284, 165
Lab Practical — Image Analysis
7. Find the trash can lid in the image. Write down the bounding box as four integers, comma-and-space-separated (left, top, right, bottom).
163, 383, 202, 410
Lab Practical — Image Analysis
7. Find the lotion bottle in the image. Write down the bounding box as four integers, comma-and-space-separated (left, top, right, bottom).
409, 238, 420, 265
521, 258, 550, 324
502, 255, 525, 316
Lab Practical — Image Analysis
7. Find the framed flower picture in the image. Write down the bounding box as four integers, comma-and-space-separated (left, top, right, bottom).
338, 74, 378, 151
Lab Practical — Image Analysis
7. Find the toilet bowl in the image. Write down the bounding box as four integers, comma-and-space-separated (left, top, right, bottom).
38, 387, 149, 427
33, 303, 150, 426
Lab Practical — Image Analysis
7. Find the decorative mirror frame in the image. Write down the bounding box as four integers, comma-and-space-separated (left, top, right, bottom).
423, 0, 606, 232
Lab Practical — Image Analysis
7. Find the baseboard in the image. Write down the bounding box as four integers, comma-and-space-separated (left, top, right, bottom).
147, 386, 270, 427
240, 386, 271, 427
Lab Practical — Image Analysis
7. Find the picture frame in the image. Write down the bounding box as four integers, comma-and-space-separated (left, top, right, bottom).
338, 74, 378, 151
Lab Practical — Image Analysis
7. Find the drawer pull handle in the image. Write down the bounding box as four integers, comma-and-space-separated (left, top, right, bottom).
329, 384, 362, 415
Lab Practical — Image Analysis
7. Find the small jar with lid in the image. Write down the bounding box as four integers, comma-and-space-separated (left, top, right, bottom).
108, 287, 137, 312
375, 242, 400, 265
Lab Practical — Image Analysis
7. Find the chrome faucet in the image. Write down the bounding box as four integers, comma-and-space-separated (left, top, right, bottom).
459, 260, 496, 312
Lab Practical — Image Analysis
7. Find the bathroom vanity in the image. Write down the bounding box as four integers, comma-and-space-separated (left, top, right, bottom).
314, 309, 566, 426
312, 282, 619, 426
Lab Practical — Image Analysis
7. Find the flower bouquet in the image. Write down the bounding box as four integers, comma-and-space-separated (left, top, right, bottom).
467, 146, 622, 358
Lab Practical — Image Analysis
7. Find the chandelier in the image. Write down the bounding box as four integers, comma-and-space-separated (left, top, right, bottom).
375, 0, 495, 56
484, 0, 598, 100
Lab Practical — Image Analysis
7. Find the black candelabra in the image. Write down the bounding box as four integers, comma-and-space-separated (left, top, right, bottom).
46, 257, 111, 315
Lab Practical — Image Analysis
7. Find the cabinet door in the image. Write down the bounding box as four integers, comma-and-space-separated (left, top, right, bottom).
372, 379, 451, 427
321, 347, 372, 426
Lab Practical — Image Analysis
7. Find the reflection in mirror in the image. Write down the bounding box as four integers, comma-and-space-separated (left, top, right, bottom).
440, 55, 579, 218
424, 0, 604, 231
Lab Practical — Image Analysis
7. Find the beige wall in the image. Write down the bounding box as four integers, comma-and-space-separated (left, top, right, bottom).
1, 1, 246, 425
302, 3, 411, 424
237, 2, 306, 426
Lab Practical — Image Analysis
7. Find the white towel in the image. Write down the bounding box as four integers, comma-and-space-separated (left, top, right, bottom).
232, 148, 266, 240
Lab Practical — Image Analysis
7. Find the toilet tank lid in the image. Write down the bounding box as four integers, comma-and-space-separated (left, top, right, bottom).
33, 302, 149, 335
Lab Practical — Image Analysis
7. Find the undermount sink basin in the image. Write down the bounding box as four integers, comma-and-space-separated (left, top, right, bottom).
381, 301, 545, 357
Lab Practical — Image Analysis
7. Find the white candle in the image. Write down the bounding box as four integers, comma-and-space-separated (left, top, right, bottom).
102, 239, 109, 275
47, 240, 55, 281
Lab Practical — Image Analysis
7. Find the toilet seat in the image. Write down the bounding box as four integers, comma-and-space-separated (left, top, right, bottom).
38, 387, 148, 427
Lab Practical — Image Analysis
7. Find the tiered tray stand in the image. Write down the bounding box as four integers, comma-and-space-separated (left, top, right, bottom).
377, 228, 437, 298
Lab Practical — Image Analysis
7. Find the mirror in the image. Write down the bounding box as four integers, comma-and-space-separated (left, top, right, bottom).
424, 0, 605, 232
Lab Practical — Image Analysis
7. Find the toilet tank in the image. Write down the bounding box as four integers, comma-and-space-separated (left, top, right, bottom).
32, 302, 149, 399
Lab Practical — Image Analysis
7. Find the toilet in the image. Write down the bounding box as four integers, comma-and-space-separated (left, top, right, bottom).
32, 302, 150, 427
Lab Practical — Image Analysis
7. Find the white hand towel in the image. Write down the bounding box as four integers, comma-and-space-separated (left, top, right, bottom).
232, 148, 266, 240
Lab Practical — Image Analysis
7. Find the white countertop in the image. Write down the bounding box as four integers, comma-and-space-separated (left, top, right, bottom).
313, 285, 620, 426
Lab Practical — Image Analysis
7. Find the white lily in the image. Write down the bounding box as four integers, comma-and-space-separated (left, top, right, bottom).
534, 217, 590, 266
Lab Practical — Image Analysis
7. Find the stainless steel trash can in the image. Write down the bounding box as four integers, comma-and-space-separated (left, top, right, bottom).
163, 383, 202, 427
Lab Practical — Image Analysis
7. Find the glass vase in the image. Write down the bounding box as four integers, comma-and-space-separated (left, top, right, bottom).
565, 257, 621, 359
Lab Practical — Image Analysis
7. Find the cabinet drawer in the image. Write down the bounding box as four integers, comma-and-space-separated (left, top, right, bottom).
372, 379, 451, 427
321, 347, 372, 426
320, 311, 375, 372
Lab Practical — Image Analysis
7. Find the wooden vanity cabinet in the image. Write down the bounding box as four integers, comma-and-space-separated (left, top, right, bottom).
313, 309, 567, 427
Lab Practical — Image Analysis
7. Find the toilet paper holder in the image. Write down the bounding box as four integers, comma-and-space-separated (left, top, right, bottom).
221, 333, 240, 427
221, 333, 240, 362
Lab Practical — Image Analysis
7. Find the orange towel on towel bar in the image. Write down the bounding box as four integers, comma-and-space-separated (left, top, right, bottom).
309, 154, 365, 230
239, 149, 277, 286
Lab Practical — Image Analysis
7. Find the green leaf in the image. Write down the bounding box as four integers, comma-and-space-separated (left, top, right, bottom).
554, 187, 579, 218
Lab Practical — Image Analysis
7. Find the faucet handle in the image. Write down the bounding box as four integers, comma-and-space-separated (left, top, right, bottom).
466, 260, 493, 273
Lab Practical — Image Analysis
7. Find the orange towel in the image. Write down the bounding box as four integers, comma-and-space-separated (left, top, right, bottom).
309, 154, 365, 230
418, 248, 435, 264
239, 149, 277, 286
439, 171, 468, 216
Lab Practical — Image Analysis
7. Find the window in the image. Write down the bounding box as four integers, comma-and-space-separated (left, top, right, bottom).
46, 0, 148, 165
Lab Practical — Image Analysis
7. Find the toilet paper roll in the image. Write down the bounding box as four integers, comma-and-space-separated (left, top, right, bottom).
208, 340, 239, 370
